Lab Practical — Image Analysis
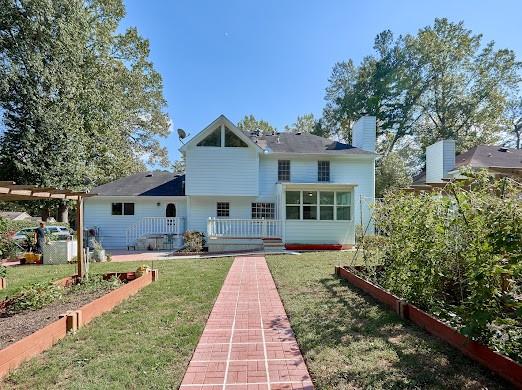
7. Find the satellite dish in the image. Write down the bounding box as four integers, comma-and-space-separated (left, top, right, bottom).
177, 128, 190, 144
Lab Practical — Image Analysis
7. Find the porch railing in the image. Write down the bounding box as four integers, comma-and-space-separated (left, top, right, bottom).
207, 218, 282, 239
126, 217, 185, 247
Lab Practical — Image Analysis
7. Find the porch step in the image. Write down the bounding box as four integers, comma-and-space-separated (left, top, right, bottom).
262, 238, 285, 253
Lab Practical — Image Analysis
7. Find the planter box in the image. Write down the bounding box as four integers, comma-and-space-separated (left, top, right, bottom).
0, 269, 158, 380
335, 266, 522, 388
43, 240, 77, 264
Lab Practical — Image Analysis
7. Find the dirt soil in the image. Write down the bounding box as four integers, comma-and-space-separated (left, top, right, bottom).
0, 289, 110, 349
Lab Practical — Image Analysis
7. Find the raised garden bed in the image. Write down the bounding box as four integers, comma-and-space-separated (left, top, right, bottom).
0, 269, 158, 379
335, 266, 522, 387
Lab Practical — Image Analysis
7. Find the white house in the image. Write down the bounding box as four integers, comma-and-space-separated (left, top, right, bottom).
85, 114, 376, 252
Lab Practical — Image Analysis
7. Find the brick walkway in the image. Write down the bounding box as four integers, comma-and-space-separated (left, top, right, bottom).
180, 256, 314, 390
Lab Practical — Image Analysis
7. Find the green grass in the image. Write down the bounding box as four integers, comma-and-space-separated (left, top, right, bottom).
1, 258, 232, 389
0, 263, 77, 299
267, 252, 510, 389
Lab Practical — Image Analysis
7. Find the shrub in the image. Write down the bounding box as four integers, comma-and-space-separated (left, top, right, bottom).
360, 171, 522, 362
182, 231, 206, 252
0, 265, 7, 278
0, 232, 19, 260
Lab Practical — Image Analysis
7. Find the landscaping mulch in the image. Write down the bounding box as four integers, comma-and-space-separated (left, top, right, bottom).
0, 288, 109, 349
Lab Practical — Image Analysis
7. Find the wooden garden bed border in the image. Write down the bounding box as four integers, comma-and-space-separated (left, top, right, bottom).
0, 269, 158, 380
335, 266, 522, 388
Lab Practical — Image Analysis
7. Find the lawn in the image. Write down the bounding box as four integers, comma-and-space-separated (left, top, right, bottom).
0, 258, 232, 389
267, 252, 511, 389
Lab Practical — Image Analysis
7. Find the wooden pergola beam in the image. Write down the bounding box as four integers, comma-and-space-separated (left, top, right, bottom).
0, 182, 93, 278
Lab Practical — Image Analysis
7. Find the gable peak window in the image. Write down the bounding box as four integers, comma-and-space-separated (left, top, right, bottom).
197, 127, 222, 147
278, 160, 290, 181
318, 160, 330, 182
225, 127, 247, 147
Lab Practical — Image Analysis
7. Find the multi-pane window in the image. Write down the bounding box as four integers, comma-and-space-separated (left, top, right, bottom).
318, 161, 330, 182
285, 191, 351, 221
111, 203, 135, 216
216, 202, 230, 217
302, 191, 317, 220
251, 203, 275, 219
285, 191, 300, 220
278, 160, 290, 181
197, 127, 222, 147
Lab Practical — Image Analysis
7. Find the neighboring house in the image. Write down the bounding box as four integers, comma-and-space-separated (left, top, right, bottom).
85, 115, 376, 251
412, 140, 522, 186
0, 211, 33, 221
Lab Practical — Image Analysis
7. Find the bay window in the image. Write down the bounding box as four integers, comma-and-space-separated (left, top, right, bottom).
285, 190, 351, 221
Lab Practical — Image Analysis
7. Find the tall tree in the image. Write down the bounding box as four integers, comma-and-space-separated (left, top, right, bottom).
322, 19, 520, 156
237, 114, 276, 134
505, 95, 522, 149
284, 113, 317, 134
0, 0, 170, 220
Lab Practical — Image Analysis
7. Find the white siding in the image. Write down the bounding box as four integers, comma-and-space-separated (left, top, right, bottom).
258, 157, 278, 201
84, 197, 187, 249
187, 196, 254, 233
185, 146, 259, 196
352, 116, 376, 152
285, 221, 354, 244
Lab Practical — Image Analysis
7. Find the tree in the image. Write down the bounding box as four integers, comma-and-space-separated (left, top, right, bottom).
237, 114, 276, 134
505, 96, 522, 149
284, 113, 317, 134
375, 153, 412, 197
0, 0, 170, 220
322, 19, 521, 156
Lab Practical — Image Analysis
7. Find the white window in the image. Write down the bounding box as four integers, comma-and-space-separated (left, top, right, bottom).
285, 191, 351, 221
318, 161, 330, 182
225, 127, 248, 147
251, 203, 275, 219
112, 202, 134, 216
197, 126, 248, 148
216, 202, 230, 217
278, 160, 290, 181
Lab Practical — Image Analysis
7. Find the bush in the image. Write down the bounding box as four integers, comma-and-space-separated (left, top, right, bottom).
0, 232, 19, 260
182, 231, 206, 252
361, 171, 522, 362
0, 265, 7, 278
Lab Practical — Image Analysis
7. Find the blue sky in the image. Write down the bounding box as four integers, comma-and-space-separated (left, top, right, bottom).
121, 0, 522, 165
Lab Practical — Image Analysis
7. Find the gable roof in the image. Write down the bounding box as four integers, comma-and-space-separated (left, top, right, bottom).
412, 145, 522, 185
91, 172, 185, 196
179, 115, 263, 152
245, 131, 373, 155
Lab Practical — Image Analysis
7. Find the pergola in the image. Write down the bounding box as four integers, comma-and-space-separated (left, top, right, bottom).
0, 181, 94, 277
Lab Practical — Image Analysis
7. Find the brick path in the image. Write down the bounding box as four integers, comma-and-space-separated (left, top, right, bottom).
180, 256, 314, 390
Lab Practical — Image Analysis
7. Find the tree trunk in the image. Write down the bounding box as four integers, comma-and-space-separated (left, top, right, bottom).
57, 202, 69, 223
41, 208, 50, 222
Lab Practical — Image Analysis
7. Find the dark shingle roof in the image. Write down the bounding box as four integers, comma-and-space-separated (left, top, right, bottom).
412, 145, 522, 185
244, 131, 374, 155
91, 172, 185, 196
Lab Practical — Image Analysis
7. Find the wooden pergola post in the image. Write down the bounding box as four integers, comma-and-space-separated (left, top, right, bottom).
76, 196, 85, 278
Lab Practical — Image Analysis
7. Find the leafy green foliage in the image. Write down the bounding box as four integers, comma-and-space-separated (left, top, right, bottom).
237, 114, 276, 134
375, 152, 412, 197
322, 18, 521, 157
5, 282, 62, 315
0, 265, 7, 278
361, 171, 522, 362
284, 113, 318, 134
0, 0, 170, 194
70, 274, 122, 294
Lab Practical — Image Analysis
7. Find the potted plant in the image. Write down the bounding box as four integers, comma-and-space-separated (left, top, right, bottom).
135, 264, 151, 277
